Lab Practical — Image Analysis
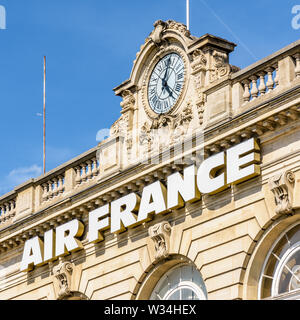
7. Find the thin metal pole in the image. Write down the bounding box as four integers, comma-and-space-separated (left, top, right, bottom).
186, 0, 190, 30
43, 56, 46, 174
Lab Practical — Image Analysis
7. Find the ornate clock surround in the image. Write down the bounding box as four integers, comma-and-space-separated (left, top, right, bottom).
141, 44, 189, 120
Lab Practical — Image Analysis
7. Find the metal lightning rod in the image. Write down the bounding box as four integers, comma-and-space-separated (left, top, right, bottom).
43, 56, 46, 174
186, 0, 190, 30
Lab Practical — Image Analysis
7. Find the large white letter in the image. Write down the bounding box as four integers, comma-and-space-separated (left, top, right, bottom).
197, 152, 226, 194
226, 138, 260, 184
20, 237, 44, 272
111, 193, 140, 233
137, 181, 167, 223
88, 204, 110, 243
44, 229, 56, 263
55, 219, 84, 257
167, 165, 200, 210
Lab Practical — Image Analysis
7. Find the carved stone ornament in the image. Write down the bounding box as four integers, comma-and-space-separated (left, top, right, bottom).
139, 122, 152, 146
110, 114, 128, 136
268, 170, 295, 215
52, 259, 75, 299
165, 20, 192, 38
209, 50, 231, 83
173, 103, 194, 143
191, 49, 207, 75
148, 19, 191, 46
150, 20, 167, 44
151, 114, 176, 130
120, 89, 135, 113
149, 221, 172, 260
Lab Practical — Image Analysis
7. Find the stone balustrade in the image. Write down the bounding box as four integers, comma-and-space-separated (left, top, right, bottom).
240, 64, 279, 103
74, 157, 99, 187
41, 174, 65, 203
0, 198, 16, 225
231, 47, 300, 111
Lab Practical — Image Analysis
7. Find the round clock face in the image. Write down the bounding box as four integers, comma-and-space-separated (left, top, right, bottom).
148, 53, 185, 114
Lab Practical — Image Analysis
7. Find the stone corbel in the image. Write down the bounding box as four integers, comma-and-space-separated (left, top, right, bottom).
268, 170, 295, 215
52, 258, 75, 300
149, 221, 172, 260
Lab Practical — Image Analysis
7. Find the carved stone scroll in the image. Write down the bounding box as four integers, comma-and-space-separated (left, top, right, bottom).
149, 221, 172, 260
268, 170, 295, 215
52, 259, 75, 300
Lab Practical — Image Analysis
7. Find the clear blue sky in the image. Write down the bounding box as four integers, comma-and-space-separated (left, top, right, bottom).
0, 0, 299, 196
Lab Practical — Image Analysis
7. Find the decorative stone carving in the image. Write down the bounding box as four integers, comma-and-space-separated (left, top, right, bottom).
150, 20, 167, 44
209, 50, 231, 83
151, 114, 176, 130
120, 89, 135, 113
53, 259, 75, 299
191, 49, 207, 75
173, 103, 193, 143
110, 115, 128, 137
139, 122, 152, 146
165, 20, 191, 38
269, 170, 295, 215
149, 221, 172, 260
196, 93, 206, 125
148, 19, 191, 47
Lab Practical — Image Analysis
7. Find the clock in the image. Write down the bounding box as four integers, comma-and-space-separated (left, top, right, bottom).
147, 53, 185, 114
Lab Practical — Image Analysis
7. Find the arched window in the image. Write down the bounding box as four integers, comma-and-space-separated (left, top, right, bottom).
150, 264, 207, 300
259, 223, 300, 299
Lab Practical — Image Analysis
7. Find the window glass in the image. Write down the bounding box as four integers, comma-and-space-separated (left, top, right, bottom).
150, 264, 207, 300
259, 224, 300, 299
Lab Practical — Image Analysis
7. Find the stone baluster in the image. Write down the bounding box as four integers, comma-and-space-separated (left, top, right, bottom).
273, 64, 279, 88
92, 158, 98, 177
3, 203, 9, 220
52, 178, 58, 196
48, 181, 54, 199
294, 53, 300, 78
0, 204, 5, 221
42, 183, 48, 202
266, 67, 274, 92
75, 166, 81, 186
81, 164, 87, 182
58, 175, 64, 194
258, 72, 266, 95
250, 76, 258, 99
9, 200, 16, 217
242, 80, 251, 103
86, 160, 93, 180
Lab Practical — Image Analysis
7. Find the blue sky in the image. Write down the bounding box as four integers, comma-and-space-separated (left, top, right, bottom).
0, 0, 299, 195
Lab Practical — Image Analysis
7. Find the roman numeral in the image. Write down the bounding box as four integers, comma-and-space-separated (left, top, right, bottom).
177, 73, 184, 80
176, 64, 183, 71
152, 95, 158, 105
150, 88, 156, 96
175, 83, 182, 92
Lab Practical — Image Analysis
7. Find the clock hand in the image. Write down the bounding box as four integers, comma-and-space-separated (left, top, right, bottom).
164, 83, 173, 98
162, 57, 172, 82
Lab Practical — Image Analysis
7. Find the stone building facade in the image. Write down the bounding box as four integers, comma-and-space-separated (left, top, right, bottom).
0, 20, 300, 300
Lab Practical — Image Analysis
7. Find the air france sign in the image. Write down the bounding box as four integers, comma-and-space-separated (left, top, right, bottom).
20, 138, 260, 272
